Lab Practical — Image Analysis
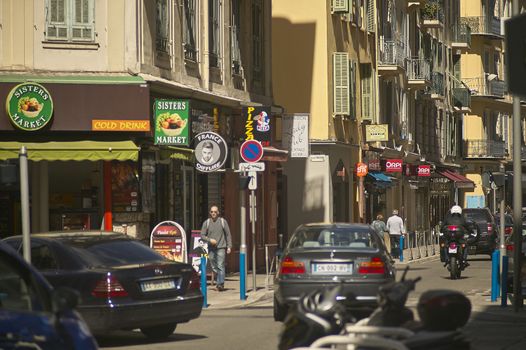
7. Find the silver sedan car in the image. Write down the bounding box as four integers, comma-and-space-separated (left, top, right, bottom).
273, 223, 396, 321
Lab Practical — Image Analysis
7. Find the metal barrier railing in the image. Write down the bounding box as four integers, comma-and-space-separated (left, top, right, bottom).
401, 229, 440, 261
265, 243, 279, 290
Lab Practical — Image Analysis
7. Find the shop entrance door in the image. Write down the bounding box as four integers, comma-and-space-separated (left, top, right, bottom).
182, 165, 195, 234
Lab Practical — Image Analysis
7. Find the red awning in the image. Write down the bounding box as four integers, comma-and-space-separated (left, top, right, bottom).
262, 146, 288, 162
438, 170, 475, 189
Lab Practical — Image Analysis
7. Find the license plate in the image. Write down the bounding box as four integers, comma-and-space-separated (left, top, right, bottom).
448, 247, 458, 253
312, 263, 352, 274
140, 279, 176, 292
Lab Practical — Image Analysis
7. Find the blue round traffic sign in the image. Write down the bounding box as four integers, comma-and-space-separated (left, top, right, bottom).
240, 140, 264, 163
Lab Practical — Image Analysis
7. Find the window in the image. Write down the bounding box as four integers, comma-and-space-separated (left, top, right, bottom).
31, 243, 59, 271
156, 0, 169, 53
46, 0, 95, 42
231, 0, 242, 75
252, 0, 263, 81
366, 0, 375, 32
184, 0, 198, 62
209, 0, 221, 68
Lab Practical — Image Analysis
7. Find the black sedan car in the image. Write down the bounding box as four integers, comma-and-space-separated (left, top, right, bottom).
273, 223, 396, 322
463, 208, 498, 256
3, 231, 203, 339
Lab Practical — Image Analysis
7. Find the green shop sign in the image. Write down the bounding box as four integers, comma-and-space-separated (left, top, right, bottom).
6, 82, 54, 131
154, 99, 190, 146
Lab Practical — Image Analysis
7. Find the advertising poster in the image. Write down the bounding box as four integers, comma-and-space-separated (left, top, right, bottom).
243, 106, 271, 146
111, 161, 140, 212
154, 99, 190, 146
193, 131, 228, 173
188, 230, 209, 273
282, 114, 309, 158
150, 221, 187, 263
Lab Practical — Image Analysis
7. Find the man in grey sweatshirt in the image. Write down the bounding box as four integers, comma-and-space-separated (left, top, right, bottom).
201, 205, 232, 291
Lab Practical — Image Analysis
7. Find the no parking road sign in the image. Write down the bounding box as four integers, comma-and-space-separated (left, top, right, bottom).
240, 140, 264, 163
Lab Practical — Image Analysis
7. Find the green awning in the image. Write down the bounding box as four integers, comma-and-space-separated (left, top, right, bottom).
0, 74, 146, 85
160, 146, 194, 162
0, 141, 140, 162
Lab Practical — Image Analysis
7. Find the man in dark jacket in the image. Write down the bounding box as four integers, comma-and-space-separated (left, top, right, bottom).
440, 205, 477, 267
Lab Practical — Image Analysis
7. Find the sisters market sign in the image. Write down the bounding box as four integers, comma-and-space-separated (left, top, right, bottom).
6, 82, 54, 131
154, 99, 190, 146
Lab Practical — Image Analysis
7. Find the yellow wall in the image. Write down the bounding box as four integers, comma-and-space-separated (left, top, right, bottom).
460, 0, 482, 17
272, 0, 329, 140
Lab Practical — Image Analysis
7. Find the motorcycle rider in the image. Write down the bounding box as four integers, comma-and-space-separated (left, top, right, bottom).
440, 205, 474, 268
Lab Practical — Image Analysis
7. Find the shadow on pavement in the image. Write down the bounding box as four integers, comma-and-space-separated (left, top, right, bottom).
96, 331, 206, 347
465, 304, 526, 350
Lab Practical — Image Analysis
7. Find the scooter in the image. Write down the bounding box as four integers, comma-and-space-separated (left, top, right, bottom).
279, 267, 471, 350
440, 222, 479, 280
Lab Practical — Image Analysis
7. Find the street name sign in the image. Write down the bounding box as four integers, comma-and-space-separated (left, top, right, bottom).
239, 162, 265, 172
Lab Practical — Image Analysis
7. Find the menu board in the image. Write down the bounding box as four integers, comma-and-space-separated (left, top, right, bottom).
188, 230, 208, 272
111, 161, 140, 212
150, 221, 187, 263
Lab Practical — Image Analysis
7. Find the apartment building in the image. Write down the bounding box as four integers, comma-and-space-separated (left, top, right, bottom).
0, 0, 280, 272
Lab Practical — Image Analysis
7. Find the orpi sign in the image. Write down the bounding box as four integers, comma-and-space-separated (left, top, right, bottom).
385, 159, 403, 173
417, 165, 431, 177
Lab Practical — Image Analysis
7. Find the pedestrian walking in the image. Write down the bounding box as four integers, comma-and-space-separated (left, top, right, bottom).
386, 209, 404, 257
371, 214, 390, 253
201, 205, 232, 291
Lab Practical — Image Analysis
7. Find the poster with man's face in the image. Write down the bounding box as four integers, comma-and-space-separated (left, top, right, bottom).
193, 131, 228, 173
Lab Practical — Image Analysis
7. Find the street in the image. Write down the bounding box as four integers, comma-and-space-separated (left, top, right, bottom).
96, 255, 510, 350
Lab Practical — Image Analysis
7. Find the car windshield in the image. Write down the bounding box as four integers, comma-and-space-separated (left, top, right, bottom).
463, 210, 492, 222
288, 227, 379, 249
63, 239, 166, 267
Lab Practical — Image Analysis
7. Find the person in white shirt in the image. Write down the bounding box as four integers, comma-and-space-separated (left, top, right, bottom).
386, 209, 405, 257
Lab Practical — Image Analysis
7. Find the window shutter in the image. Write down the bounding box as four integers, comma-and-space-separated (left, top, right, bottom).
333, 52, 350, 116
350, 60, 357, 119
361, 64, 373, 121
46, 0, 68, 40
71, 0, 95, 41
355, 0, 362, 27
366, 0, 375, 32
331, 0, 349, 13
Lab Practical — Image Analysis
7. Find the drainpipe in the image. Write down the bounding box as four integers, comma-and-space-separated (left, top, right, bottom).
202, 0, 209, 91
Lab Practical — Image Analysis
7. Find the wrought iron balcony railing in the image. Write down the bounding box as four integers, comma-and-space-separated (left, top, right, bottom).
429, 72, 445, 96
380, 40, 406, 67
463, 76, 507, 98
453, 87, 471, 109
406, 58, 431, 81
452, 23, 471, 47
460, 16, 502, 37
421, 0, 444, 25
464, 139, 506, 159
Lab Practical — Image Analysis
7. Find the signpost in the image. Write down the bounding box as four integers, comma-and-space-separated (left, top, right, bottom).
240, 140, 264, 163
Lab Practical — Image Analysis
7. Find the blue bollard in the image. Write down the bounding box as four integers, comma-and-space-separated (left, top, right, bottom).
399, 235, 404, 262
491, 250, 500, 302
200, 255, 208, 308
501, 255, 509, 307
240, 252, 247, 300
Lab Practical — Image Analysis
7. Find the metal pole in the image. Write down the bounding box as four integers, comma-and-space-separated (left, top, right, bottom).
499, 163, 506, 271
240, 183, 247, 300
19, 146, 31, 263
251, 190, 257, 292
511, 0, 523, 309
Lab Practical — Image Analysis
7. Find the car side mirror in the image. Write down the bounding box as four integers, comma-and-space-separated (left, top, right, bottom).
52, 287, 79, 314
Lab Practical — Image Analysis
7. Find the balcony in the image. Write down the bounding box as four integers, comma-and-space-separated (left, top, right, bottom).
406, 58, 431, 89
463, 76, 507, 99
407, 0, 424, 10
452, 23, 471, 53
421, 0, 444, 29
453, 87, 471, 111
427, 72, 445, 99
378, 40, 406, 76
460, 16, 502, 39
463, 140, 506, 159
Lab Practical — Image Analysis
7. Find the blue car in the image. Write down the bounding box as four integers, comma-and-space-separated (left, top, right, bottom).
0, 241, 98, 350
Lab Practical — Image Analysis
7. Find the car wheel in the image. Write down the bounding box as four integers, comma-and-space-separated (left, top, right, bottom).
140, 323, 177, 340
273, 297, 288, 322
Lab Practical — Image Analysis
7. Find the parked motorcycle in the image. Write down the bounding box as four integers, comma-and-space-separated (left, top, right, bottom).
279, 267, 472, 350
440, 222, 479, 279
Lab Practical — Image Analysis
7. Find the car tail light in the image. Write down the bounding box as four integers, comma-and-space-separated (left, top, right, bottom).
505, 227, 513, 235
488, 223, 493, 233
447, 225, 459, 231
358, 257, 385, 274
188, 270, 201, 291
507, 244, 514, 252
280, 256, 305, 274
449, 242, 457, 249
91, 274, 128, 298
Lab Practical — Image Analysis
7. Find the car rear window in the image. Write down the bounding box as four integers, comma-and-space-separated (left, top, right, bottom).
288, 227, 379, 250
463, 209, 492, 222
63, 239, 166, 267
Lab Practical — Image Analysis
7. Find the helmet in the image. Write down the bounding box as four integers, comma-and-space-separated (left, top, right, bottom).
451, 205, 462, 215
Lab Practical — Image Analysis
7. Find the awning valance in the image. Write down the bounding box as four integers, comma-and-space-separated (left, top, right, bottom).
0, 141, 140, 162
262, 146, 288, 162
160, 146, 194, 162
438, 170, 475, 189
367, 172, 392, 183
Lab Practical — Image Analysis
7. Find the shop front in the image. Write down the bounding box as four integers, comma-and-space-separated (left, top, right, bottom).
0, 78, 150, 238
